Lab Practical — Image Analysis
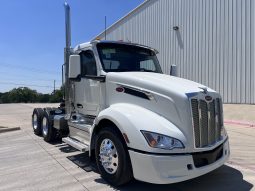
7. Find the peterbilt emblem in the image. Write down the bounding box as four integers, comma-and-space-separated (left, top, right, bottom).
199, 87, 208, 94
205, 95, 213, 102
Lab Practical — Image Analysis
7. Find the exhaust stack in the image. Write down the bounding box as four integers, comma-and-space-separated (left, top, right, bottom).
64, 2, 71, 49
64, 2, 72, 114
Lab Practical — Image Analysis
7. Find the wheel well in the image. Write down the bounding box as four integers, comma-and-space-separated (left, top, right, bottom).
90, 119, 127, 156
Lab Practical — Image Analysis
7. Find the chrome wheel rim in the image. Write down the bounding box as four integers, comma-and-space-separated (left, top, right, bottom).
32, 115, 38, 130
42, 117, 48, 136
99, 138, 118, 174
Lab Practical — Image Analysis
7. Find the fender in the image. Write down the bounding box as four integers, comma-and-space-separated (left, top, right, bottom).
92, 103, 187, 153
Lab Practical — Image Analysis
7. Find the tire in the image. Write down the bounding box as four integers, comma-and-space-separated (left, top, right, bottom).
32, 108, 44, 135
42, 109, 56, 142
95, 127, 133, 186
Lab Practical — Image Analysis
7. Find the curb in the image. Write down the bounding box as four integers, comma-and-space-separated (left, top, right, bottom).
224, 120, 255, 128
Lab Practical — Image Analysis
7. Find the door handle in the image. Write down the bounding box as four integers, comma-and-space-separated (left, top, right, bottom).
77, 103, 83, 108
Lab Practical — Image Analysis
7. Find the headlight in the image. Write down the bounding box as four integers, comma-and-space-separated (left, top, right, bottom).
141, 131, 184, 150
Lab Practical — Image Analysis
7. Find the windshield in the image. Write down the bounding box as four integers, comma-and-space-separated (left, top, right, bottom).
97, 43, 162, 73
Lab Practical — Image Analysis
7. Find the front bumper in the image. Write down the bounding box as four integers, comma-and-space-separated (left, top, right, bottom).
128, 139, 230, 184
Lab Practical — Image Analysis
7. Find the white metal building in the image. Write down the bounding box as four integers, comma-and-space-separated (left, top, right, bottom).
95, 0, 255, 104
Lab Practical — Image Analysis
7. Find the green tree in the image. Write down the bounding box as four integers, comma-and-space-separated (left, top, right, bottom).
0, 92, 10, 103
0, 86, 64, 104
8, 87, 38, 103
49, 89, 63, 103
37, 93, 50, 103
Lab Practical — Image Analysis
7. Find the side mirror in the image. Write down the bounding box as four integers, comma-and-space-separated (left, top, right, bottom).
69, 55, 81, 80
170, 64, 177, 76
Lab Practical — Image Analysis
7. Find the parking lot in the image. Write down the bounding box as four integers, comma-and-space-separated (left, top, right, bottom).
0, 103, 254, 191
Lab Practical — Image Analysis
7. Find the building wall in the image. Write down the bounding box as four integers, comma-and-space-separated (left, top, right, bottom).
96, 0, 255, 104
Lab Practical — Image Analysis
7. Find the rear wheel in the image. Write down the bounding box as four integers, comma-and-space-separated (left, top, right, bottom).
42, 110, 56, 142
95, 127, 133, 186
32, 108, 44, 135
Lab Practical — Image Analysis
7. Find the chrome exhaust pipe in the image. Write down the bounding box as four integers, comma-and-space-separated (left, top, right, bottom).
64, 2, 71, 49
63, 2, 72, 114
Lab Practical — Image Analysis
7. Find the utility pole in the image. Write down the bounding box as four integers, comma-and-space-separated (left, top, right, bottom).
54, 80, 56, 95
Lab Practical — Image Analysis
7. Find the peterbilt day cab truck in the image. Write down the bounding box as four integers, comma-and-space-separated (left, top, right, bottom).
32, 3, 229, 186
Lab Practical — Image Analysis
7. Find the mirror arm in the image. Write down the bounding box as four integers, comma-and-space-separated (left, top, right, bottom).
84, 75, 106, 82
69, 75, 81, 82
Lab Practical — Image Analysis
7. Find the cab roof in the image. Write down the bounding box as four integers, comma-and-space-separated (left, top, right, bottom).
73, 40, 159, 54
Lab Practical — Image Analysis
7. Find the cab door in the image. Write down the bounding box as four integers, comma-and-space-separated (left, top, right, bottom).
74, 50, 100, 116
70, 49, 100, 144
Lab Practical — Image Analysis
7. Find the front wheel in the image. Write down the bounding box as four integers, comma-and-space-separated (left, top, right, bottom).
95, 127, 133, 186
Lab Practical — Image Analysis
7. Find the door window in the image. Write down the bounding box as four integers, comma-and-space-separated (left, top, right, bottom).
80, 50, 97, 76
140, 60, 156, 71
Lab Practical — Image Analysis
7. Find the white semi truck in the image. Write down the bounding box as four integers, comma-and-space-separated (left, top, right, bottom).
32, 3, 229, 186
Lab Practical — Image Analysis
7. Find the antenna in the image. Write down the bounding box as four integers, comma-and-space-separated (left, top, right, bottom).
104, 16, 107, 40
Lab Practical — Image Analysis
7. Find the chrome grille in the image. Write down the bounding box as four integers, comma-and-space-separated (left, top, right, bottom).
191, 98, 223, 148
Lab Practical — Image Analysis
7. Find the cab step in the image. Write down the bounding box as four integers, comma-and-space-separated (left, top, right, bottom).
62, 137, 89, 152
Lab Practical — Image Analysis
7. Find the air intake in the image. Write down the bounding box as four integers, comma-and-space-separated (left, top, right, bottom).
191, 98, 223, 148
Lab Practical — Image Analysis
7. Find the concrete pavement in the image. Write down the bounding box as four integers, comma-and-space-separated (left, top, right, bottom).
224, 104, 255, 123
0, 103, 254, 191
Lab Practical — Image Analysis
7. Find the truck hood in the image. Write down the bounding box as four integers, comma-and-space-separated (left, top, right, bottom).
107, 72, 215, 96
106, 72, 219, 151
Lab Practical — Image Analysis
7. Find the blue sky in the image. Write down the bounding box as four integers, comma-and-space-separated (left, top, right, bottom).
0, 0, 144, 93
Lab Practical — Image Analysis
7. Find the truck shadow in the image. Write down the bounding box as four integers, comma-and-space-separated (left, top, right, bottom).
116, 165, 253, 191
60, 144, 253, 191
58, 144, 79, 153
